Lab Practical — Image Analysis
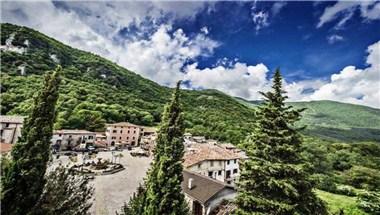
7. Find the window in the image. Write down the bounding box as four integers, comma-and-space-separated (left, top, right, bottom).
226, 170, 231, 178
198, 164, 201, 169
119, 137, 122, 140
120, 130, 123, 133
69, 135, 72, 138
208, 171, 213, 177
128, 130, 130, 133
111, 136, 116, 140
233, 169, 238, 174
218, 170, 222, 176
210, 161, 214, 167
133, 137, 135, 140
227, 160, 230, 165
5, 123, 9, 128
58, 134, 62, 137
234, 159, 237, 164
88, 136, 93, 139
134, 130, 136, 133
127, 137, 129, 140
227, 181, 231, 185
113, 130, 117, 133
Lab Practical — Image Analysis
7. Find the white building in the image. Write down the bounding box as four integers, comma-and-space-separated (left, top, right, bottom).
0, 115, 24, 144
51, 129, 95, 150
183, 143, 241, 186
182, 170, 236, 215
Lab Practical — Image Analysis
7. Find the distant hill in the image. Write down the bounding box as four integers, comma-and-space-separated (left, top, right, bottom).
236, 98, 380, 142
1, 23, 378, 143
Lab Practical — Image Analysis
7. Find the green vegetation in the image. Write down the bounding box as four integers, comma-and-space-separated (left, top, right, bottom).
1, 68, 61, 215
316, 190, 367, 215
1, 23, 255, 144
236, 99, 380, 142
235, 70, 327, 214
143, 82, 188, 214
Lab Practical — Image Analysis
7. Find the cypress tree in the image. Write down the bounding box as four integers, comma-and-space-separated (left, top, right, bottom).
235, 69, 327, 215
1, 66, 61, 215
118, 184, 146, 215
142, 81, 189, 215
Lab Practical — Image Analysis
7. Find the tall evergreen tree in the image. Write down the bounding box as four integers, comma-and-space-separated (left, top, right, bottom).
1, 67, 61, 215
235, 69, 327, 215
142, 81, 188, 215
118, 184, 146, 215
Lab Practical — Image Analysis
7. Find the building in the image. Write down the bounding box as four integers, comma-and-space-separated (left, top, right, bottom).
95, 132, 107, 148
51, 129, 95, 150
105, 122, 142, 146
182, 170, 236, 215
184, 143, 241, 185
0, 115, 24, 144
105, 122, 157, 147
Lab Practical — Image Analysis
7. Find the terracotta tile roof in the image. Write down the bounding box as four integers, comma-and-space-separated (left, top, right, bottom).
183, 143, 241, 167
0, 115, 24, 123
1, 142, 13, 153
182, 170, 235, 205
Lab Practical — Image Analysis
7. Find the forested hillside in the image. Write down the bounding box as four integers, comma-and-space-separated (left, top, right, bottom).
236, 98, 380, 142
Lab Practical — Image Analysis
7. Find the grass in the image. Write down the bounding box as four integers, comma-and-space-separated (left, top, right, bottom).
316, 190, 367, 215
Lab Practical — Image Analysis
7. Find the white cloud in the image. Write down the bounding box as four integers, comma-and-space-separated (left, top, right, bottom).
185, 62, 271, 99
317, 1, 380, 28
251, 8, 270, 32
271, 2, 287, 16
327, 34, 344, 44
289, 40, 380, 108
120, 25, 219, 85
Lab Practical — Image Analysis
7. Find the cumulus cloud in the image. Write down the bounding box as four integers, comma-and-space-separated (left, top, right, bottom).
184, 40, 380, 108
120, 25, 219, 85
289, 40, 380, 108
317, 1, 380, 28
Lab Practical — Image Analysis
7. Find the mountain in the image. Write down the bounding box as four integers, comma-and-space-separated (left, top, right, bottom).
1, 23, 379, 143
236, 98, 380, 142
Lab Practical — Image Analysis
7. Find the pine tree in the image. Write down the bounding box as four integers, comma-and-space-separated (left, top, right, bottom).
235, 69, 327, 215
142, 81, 189, 215
32, 165, 94, 215
1, 67, 61, 215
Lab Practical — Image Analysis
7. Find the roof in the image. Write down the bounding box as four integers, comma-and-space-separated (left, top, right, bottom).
54, 129, 95, 134
0, 115, 24, 124
1, 142, 13, 153
182, 170, 234, 205
106, 122, 140, 127
183, 143, 241, 167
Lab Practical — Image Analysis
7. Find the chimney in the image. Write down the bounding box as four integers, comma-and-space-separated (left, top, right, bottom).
188, 178, 194, 190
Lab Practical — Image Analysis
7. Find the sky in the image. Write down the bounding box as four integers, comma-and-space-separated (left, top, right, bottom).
1, 1, 380, 108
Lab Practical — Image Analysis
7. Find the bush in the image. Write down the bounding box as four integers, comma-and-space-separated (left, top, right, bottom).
357, 191, 380, 214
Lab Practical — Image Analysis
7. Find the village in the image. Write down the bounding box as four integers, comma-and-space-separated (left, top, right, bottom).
1, 115, 245, 215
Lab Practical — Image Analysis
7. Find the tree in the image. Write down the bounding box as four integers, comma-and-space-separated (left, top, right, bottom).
32, 165, 94, 215
1, 67, 61, 215
142, 81, 189, 215
235, 69, 327, 215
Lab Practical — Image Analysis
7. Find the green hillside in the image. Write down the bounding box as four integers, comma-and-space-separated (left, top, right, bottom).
0, 23, 255, 144
236, 98, 380, 142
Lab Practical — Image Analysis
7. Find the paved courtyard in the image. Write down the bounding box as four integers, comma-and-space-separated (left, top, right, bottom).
53, 149, 152, 215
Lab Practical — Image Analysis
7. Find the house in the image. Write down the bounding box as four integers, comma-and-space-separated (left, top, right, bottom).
51, 129, 95, 150
184, 143, 241, 186
105, 122, 142, 146
0, 115, 24, 144
182, 170, 236, 215
105, 122, 156, 147
95, 132, 107, 148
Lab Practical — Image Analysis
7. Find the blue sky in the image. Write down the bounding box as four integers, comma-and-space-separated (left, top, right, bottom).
1, 1, 380, 108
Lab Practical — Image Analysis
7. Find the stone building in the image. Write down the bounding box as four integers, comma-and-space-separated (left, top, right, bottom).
0, 115, 24, 144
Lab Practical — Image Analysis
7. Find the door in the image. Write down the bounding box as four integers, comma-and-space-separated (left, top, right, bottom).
193, 200, 203, 215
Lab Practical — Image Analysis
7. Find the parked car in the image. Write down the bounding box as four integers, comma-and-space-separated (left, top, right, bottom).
130, 149, 149, 157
